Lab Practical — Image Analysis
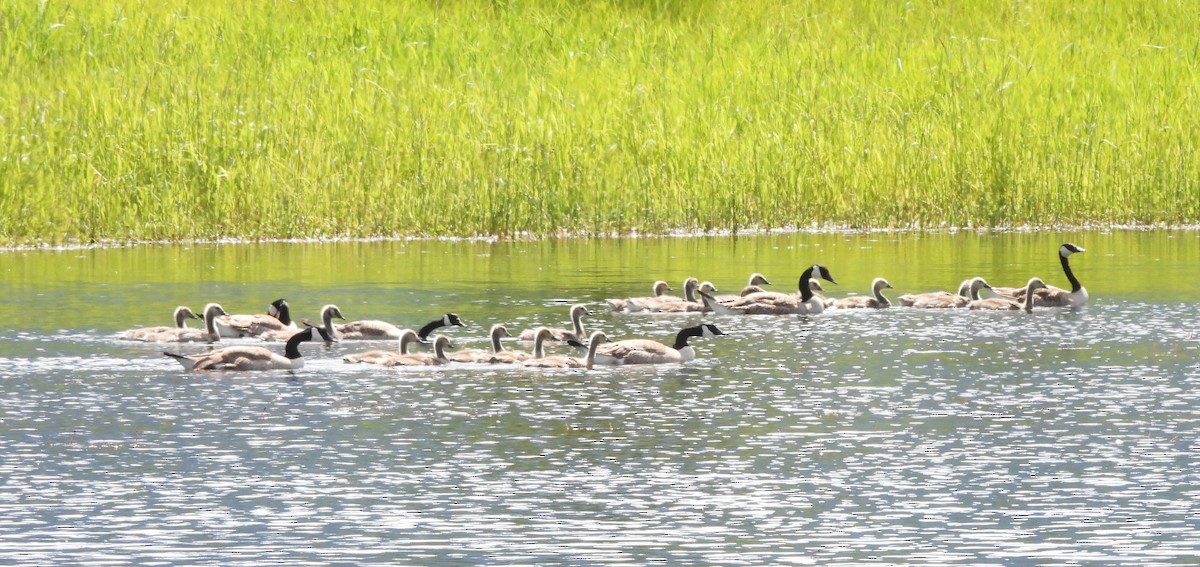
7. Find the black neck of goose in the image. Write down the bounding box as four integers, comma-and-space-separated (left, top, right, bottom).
673, 326, 702, 350
417, 318, 444, 340
276, 304, 293, 326
797, 267, 816, 301
1061, 253, 1082, 292
283, 329, 310, 359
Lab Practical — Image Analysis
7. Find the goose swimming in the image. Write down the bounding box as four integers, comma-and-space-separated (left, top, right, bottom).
118, 306, 199, 342
590, 323, 726, 365
164, 326, 333, 372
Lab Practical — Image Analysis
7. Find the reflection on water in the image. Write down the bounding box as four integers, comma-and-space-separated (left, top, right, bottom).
1, 232, 1199, 564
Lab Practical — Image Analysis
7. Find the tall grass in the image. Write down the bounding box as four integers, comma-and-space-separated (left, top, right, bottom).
1, 0, 1197, 244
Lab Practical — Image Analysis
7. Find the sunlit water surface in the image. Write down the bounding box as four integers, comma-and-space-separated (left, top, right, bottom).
1, 231, 1198, 564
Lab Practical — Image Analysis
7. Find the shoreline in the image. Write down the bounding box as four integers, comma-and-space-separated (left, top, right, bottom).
3, 222, 1197, 253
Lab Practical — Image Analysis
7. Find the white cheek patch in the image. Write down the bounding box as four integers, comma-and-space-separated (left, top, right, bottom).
442, 315, 452, 326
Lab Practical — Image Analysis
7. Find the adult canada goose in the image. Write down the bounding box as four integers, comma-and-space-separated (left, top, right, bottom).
164, 326, 333, 372
834, 278, 894, 309
523, 329, 609, 369
336, 313, 466, 341
259, 304, 345, 342
626, 278, 717, 312
701, 265, 837, 316
590, 323, 726, 365
118, 306, 200, 342
342, 331, 453, 366
993, 243, 1089, 307
518, 304, 590, 343
606, 281, 673, 312
213, 299, 294, 338
448, 324, 515, 363
124, 303, 228, 343
970, 278, 1047, 312
899, 278, 989, 309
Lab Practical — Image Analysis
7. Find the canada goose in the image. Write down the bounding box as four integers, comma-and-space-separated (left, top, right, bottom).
124, 303, 228, 343
701, 265, 836, 316
343, 329, 420, 365
336, 313, 465, 341
834, 278, 894, 309
523, 330, 609, 369
259, 304, 345, 342
164, 326, 333, 372
993, 243, 1089, 307
448, 324, 515, 363
606, 281, 673, 312
213, 299, 294, 338
970, 278, 1047, 311
626, 278, 717, 312
518, 304, 590, 342
342, 331, 453, 366
590, 323, 726, 365
118, 306, 200, 342
899, 277, 989, 309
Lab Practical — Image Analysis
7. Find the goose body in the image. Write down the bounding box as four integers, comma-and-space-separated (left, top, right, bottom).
519, 304, 590, 343
260, 304, 345, 342
971, 278, 1047, 312
993, 243, 1089, 307
126, 303, 228, 343
626, 278, 717, 312
523, 330, 609, 369
900, 278, 989, 309
591, 323, 725, 365
645, 281, 720, 313
449, 324, 514, 363
336, 313, 465, 341
118, 306, 200, 342
164, 326, 332, 372
701, 265, 836, 316
343, 331, 453, 366
835, 278, 894, 309
214, 299, 294, 338
710, 273, 773, 304
606, 281, 673, 312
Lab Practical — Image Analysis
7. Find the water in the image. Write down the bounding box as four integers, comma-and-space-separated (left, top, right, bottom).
2, 231, 1199, 564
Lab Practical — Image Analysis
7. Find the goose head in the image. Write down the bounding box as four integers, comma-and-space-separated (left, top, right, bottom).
532, 327, 555, 358
174, 306, 200, 327
398, 329, 422, 354
748, 273, 772, 286
321, 304, 346, 322
583, 331, 609, 369
652, 280, 673, 296
1060, 243, 1086, 257
431, 334, 454, 359
1022, 277, 1048, 312
267, 299, 292, 324
813, 264, 837, 285
967, 277, 993, 300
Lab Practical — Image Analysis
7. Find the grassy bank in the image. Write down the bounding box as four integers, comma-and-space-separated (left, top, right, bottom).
1, 0, 1197, 244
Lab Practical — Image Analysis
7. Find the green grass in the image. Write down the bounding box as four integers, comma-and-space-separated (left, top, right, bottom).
1, 0, 1198, 244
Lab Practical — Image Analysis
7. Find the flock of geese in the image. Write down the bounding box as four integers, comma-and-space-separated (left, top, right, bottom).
120, 243, 1088, 373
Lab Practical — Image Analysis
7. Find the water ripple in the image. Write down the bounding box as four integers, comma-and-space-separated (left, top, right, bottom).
0, 300, 1198, 564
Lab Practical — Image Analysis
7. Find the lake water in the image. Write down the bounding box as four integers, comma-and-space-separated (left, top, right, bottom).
1, 230, 1198, 564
